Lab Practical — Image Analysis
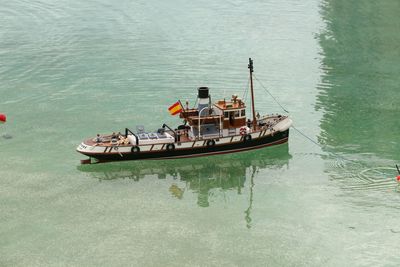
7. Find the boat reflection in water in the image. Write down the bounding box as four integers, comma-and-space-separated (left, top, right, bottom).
78, 144, 291, 210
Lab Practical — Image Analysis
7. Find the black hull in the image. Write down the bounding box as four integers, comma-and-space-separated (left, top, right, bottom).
82, 129, 289, 162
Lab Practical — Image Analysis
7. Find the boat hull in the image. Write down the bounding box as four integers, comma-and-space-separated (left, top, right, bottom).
78, 129, 289, 162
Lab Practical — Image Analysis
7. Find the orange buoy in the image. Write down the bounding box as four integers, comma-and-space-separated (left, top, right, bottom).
397, 175, 400, 182
0, 113, 6, 124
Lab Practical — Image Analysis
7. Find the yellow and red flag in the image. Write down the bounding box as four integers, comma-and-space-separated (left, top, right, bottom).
168, 101, 183, 115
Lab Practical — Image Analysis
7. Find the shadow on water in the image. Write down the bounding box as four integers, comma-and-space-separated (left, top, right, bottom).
316, 0, 400, 191
78, 144, 291, 212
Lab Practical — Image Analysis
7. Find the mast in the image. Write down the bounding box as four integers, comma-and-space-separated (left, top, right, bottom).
248, 58, 257, 130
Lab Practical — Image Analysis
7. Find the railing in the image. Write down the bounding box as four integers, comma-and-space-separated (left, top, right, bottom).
197, 107, 223, 139
125, 128, 138, 145
162, 123, 178, 142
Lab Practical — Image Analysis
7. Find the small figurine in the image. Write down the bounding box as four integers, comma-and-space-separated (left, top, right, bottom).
95, 134, 102, 143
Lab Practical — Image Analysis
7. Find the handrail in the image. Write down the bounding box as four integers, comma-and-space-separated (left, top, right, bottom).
125, 128, 135, 137
197, 106, 209, 139
125, 128, 138, 145
162, 123, 176, 136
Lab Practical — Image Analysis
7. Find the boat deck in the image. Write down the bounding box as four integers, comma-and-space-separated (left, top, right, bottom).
83, 115, 287, 147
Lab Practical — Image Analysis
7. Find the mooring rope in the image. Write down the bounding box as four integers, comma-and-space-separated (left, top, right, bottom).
291, 125, 355, 164
291, 125, 321, 149
292, 122, 375, 170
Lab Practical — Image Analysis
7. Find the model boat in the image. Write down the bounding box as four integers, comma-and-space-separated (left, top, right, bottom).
77, 58, 292, 163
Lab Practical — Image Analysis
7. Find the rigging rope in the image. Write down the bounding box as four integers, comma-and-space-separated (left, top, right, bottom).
253, 74, 289, 113
242, 78, 249, 101
249, 76, 323, 156
192, 96, 198, 109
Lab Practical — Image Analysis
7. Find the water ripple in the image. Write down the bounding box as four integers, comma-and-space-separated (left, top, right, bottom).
330, 162, 398, 192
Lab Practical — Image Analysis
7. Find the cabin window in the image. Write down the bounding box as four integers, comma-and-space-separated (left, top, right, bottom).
234, 110, 240, 117
224, 112, 229, 118
241, 109, 246, 117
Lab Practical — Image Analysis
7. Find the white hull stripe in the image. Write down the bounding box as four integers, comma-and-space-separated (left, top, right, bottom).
79, 129, 287, 155
156, 137, 288, 160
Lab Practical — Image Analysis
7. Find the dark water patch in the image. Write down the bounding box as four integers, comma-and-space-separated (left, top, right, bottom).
2, 134, 13, 139
317, 0, 400, 161
317, 0, 400, 196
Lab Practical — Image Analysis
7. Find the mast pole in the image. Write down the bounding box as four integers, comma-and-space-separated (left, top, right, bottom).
248, 58, 257, 130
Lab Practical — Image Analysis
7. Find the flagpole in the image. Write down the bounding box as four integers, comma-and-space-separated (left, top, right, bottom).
178, 100, 185, 112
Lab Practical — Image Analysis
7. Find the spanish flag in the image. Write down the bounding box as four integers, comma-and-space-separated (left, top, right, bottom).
168, 101, 183, 115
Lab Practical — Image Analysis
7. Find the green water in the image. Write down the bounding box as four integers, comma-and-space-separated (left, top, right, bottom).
1, 0, 399, 266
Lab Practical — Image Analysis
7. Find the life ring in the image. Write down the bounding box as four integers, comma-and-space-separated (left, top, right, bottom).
166, 144, 175, 151
206, 139, 215, 147
244, 134, 252, 142
239, 127, 247, 135
131, 146, 140, 153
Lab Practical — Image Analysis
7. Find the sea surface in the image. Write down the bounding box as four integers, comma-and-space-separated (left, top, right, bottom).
1, 0, 400, 266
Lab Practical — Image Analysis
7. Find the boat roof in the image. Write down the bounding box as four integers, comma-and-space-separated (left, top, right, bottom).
214, 100, 246, 111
